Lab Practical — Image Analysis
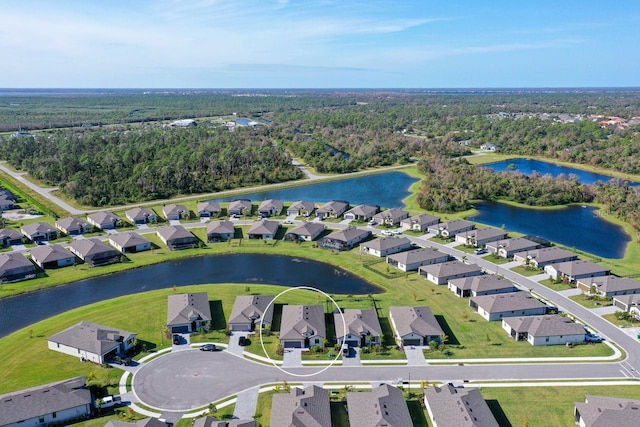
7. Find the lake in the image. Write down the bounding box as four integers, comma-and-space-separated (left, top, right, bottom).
483, 158, 639, 186
471, 202, 630, 259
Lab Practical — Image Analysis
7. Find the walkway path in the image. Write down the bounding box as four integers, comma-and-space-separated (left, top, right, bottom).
233, 386, 260, 420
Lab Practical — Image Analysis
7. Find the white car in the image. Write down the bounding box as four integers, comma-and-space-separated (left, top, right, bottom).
284, 219, 294, 224
381, 230, 393, 236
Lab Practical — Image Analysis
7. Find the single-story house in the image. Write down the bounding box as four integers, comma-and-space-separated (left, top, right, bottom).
257, 199, 283, 217
544, 260, 611, 283
270, 386, 331, 427
513, 247, 578, 269
360, 236, 412, 257
279, 305, 326, 348
577, 275, 640, 297
613, 294, 640, 312
335, 308, 382, 347
108, 232, 152, 254
69, 238, 121, 266
347, 384, 412, 427
197, 201, 221, 218
21, 222, 58, 242
206, 220, 236, 242
419, 261, 483, 285
30, 244, 75, 269
424, 384, 499, 427
386, 247, 450, 272
389, 306, 443, 346
486, 237, 542, 259
427, 219, 475, 238
343, 204, 379, 221
575, 395, 640, 427
480, 143, 499, 151
400, 213, 440, 232
284, 222, 325, 242
55, 217, 92, 236
86, 211, 121, 230
0, 228, 23, 247
0, 198, 15, 211
286, 200, 315, 217
502, 314, 586, 346
48, 321, 137, 364
0, 252, 37, 283
247, 219, 279, 240
0, 188, 16, 201
228, 199, 252, 216
125, 207, 157, 224
318, 228, 371, 251
162, 204, 189, 221
448, 275, 518, 298
156, 225, 198, 250
193, 418, 256, 427
228, 295, 275, 331
372, 208, 409, 226
454, 228, 508, 247
167, 292, 212, 334
469, 291, 548, 321
316, 200, 349, 219
0, 377, 92, 427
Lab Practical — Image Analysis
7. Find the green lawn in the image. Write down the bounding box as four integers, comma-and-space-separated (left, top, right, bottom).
569, 294, 613, 309
602, 312, 640, 329
510, 265, 544, 277
538, 278, 574, 292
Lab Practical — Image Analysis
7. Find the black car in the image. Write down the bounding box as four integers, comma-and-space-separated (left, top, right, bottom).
238, 336, 247, 346
200, 344, 216, 351
173, 334, 181, 345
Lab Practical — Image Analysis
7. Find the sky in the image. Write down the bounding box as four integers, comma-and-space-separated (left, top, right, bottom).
1, 0, 639, 88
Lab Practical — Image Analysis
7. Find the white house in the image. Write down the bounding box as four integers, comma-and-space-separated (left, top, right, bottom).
502, 315, 586, 346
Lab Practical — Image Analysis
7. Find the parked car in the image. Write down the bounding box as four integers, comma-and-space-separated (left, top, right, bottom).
368, 220, 377, 226
173, 334, 181, 345
96, 395, 122, 409
342, 345, 351, 357
200, 344, 217, 351
585, 334, 604, 343
238, 336, 247, 346
113, 356, 132, 366
474, 248, 487, 255
381, 230, 393, 236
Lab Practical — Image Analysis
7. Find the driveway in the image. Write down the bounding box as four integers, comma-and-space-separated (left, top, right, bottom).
591, 305, 619, 316
342, 347, 361, 367
227, 332, 250, 356
233, 386, 260, 419
282, 349, 304, 368
558, 288, 582, 297
404, 346, 427, 366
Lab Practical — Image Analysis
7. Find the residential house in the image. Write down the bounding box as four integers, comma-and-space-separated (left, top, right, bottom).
0, 377, 92, 427
480, 143, 499, 151
576, 275, 640, 297
419, 261, 483, 285
247, 219, 279, 240
0, 252, 37, 283
513, 247, 578, 269
108, 232, 152, 254
470, 291, 548, 321
284, 222, 325, 242
372, 208, 409, 226
502, 314, 586, 346
162, 204, 189, 221
69, 238, 121, 266
613, 294, 640, 312
387, 247, 450, 272
424, 384, 499, 427
318, 228, 371, 251
448, 275, 518, 298
125, 207, 157, 224
197, 201, 221, 218
228, 199, 252, 216
257, 199, 283, 217
428, 219, 475, 238
0, 198, 15, 211
270, 386, 331, 427
156, 225, 198, 250
347, 384, 412, 427
316, 200, 349, 219
335, 308, 382, 347
486, 237, 542, 259
286, 200, 315, 217
48, 321, 137, 364
454, 228, 508, 247
206, 220, 236, 242
228, 295, 275, 332
86, 211, 121, 230
360, 236, 412, 257
544, 260, 611, 283
389, 306, 443, 346
0, 188, 16, 201
279, 305, 325, 348
0, 228, 22, 247
574, 395, 640, 427
193, 418, 256, 427
343, 204, 379, 221
21, 222, 58, 242
167, 292, 212, 334
400, 213, 440, 232
55, 217, 92, 236
30, 244, 75, 269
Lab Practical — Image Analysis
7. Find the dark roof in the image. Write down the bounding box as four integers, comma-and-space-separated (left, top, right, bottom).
347, 384, 412, 427
21, 222, 56, 236
70, 238, 118, 258
362, 236, 411, 252
248, 219, 279, 235
373, 208, 409, 222
335, 308, 382, 339
48, 321, 136, 356
258, 199, 283, 212
197, 201, 221, 213
448, 275, 516, 293
0, 228, 22, 240
575, 395, 640, 427
286, 222, 325, 237
206, 220, 235, 235
288, 200, 315, 212
0, 252, 37, 274
317, 200, 349, 214
55, 217, 91, 231
156, 225, 195, 242
424, 384, 499, 427
503, 315, 585, 337
30, 244, 74, 264
279, 305, 325, 340
470, 292, 547, 314
419, 261, 482, 278
163, 204, 188, 218
387, 247, 447, 265
270, 386, 331, 427
324, 227, 370, 243
125, 207, 156, 221
167, 292, 212, 326
390, 306, 443, 338
108, 232, 151, 249
228, 295, 275, 326
87, 211, 120, 226
345, 204, 379, 217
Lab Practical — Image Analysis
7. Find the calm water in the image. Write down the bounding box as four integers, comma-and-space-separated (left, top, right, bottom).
483, 158, 639, 186
0, 254, 380, 338
471, 202, 630, 259
214, 172, 418, 208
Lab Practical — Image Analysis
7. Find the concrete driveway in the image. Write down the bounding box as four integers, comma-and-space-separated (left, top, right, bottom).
404, 346, 427, 366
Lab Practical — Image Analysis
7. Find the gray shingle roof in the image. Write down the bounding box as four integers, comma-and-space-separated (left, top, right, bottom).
248, 219, 279, 236
108, 232, 151, 249
197, 201, 221, 213
0, 228, 22, 240
286, 222, 325, 237
156, 225, 195, 242
317, 200, 348, 214
503, 314, 585, 337
30, 244, 74, 264
288, 200, 315, 213
270, 385, 331, 427
228, 295, 275, 326
106, 418, 170, 427
430, 219, 474, 234
48, 321, 136, 356
362, 236, 411, 252
401, 213, 440, 227
387, 247, 447, 265
347, 384, 412, 427
448, 275, 516, 293
334, 308, 382, 339
87, 211, 120, 227
55, 217, 91, 232
470, 291, 547, 314
126, 207, 156, 222
419, 261, 482, 278
513, 246, 576, 264
206, 220, 235, 235
167, 293, 212, 326
458, 228, 507, 242
279, 305, 325, 341
21, 222, 56, 236
575, 395, 640, 427
0, 252, 36, 275
345, 204, 379, 218
324, 227, 370, 243
490, 237, 540, 252
228, 199, 252, 213
549, 260, 611, 277
390, 306, 443, 338
70, 238, 117, 258
579, 275, 640, 294
193, 417, 256, 427
163, 204, 188, 218
258, 199, 283, 213
424, 384, 499, 427
373, 208, 409, 222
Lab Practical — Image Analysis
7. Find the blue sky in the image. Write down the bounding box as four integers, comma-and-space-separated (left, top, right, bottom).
1, 0, 639, 88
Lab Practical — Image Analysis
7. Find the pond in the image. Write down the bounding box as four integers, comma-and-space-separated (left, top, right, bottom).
0, 254, 381, 338
213, 171, 418, 208
482, 158, 639, 186
470, 202, 630, 259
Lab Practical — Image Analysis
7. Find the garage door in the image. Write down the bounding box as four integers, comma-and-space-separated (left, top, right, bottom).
284, 341, 302, 348
346, 340, 359, 348
614, 299, 627, 310
403, 339, 421, 346
171, 325, 189, 334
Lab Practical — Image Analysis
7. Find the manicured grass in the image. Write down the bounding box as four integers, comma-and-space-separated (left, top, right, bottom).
538, 278, 574, 292
569, 294, 613, 309
424, 339, 611, 359
602, 312, 640, 329
254, 390, 273, 426
483, 253, 514, 265
330, 401, 350, 427
510, 265, 544, 277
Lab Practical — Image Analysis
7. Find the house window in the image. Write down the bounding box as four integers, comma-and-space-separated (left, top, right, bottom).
545, 337, 550, 342
39, 417, 44, 423
52, 412, 57, 418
